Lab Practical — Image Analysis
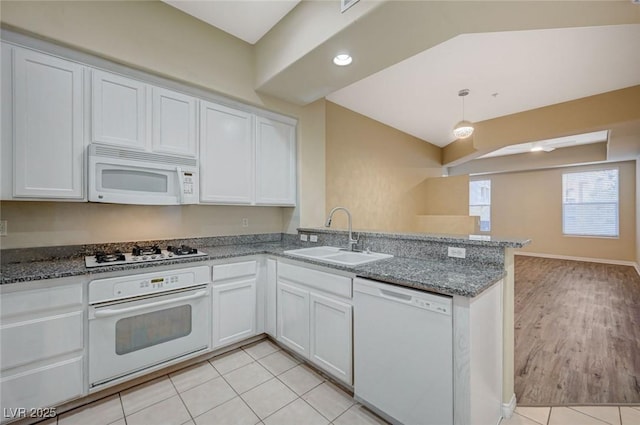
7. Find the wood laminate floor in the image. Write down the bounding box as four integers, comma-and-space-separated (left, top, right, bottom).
514, 256, 640, 405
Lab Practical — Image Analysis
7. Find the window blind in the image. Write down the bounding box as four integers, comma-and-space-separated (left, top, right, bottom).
562, 169, 619, 237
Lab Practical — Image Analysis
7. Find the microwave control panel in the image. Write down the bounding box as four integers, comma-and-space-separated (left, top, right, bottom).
183, 172, 194, 195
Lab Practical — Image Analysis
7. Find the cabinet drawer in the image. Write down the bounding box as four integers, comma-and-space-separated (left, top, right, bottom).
1, 284, 82, 319
1, 357, 83, 411
212, 260, 257, 283
1, 311, 83, 371
278, 262, 351, 299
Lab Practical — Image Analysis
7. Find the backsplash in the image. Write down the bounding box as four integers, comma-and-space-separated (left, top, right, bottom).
295, 228, 529, 266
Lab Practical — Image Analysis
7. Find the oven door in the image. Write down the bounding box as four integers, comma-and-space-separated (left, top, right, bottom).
88, 286, 210, 388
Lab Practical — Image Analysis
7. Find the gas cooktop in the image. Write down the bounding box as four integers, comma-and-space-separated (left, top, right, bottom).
85, 244, 208, 268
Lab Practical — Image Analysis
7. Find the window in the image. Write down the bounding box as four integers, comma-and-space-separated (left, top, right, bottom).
562, 169, 619, 237
470, 180, 491, 232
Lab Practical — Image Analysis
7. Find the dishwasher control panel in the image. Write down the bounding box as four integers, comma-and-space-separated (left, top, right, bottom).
411, 297, 450, 314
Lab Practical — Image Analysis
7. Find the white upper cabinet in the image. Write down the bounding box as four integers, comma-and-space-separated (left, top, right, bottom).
200, 101, 254, 204
152, 87, 197, 157
255, 116, 296, 206
200, 107, 297, 206
92, 70, 197, 157
10, 46, 85, 199
92, 69, 146, 149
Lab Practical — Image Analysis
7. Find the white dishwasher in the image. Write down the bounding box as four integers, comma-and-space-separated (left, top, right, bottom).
353, 277, 453, 425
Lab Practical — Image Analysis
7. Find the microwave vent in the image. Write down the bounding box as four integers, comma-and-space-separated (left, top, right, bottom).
89, 145, 197, 167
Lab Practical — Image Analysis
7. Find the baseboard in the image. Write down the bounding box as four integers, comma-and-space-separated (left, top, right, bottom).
516, 251, 637, 268
502, 393, 517, 419
635, 263, 640, 278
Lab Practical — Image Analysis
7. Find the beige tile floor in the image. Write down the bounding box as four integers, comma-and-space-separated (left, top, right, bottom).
46, 340, 387, 425
501, 405, 640, 425
40, 339, 640, 425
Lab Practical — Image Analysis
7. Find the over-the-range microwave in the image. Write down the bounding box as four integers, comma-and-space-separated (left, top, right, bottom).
88, 144, 199, 205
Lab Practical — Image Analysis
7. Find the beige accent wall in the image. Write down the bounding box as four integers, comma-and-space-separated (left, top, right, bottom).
0, 202, 283, 249
483, 161, 636, 262
295, 99, 326, 230
422, 175, 469, 215
325, 102, 442, 232
0, 1, 328, 246
415, 215, 478, 235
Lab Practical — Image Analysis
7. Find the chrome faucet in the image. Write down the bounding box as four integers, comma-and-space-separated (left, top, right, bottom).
325, 206, 358, 251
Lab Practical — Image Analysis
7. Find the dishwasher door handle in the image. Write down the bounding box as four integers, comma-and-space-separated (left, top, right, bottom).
379, 289, 413, 302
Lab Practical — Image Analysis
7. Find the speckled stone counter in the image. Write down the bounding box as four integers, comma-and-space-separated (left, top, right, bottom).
1, 231, 529, 297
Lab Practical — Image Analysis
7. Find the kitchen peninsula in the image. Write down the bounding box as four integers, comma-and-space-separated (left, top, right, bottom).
1, 229, 529, 425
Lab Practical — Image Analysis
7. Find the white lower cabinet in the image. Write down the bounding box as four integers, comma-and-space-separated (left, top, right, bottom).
276, 262, 353, 385
309, 293, 352, 384
277, 281, 310, 357
0, 280, 84, 416
212, 260, 258, 349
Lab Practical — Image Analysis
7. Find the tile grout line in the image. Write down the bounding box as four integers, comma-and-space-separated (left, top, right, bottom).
215, 352, 268, 424
117, 393, 127, 425
567, 405, 621, 425
167, 372, 197, 425
270, 364, 331, 422
120, 375, 180, 419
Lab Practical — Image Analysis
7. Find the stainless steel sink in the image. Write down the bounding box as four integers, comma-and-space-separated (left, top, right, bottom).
284, 246, 393, 266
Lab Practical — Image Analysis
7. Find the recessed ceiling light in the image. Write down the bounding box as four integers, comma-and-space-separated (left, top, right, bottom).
333, 54, 353, 66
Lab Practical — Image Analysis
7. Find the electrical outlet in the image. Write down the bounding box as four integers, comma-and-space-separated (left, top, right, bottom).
300, 234, 308, 241
448, 246, 466, 258
0, 220, 6, 236
241, 218, 249, 228
310, 235, 318, 243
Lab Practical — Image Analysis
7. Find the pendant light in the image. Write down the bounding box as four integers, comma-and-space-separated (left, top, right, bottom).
453, 89, 474, 139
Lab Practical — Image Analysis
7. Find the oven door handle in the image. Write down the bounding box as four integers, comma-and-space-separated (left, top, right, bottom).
93, 289, 208, 318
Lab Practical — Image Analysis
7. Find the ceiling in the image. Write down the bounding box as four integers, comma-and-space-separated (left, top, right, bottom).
161, 1, 640, 157
162, 0, 300, 44
326, 24, 640, 147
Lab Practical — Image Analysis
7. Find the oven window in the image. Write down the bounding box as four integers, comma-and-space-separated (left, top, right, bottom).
115, 305, 192, 355
102, 169, 168, 193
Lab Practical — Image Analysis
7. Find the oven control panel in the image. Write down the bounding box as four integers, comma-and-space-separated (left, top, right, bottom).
89, 266, 210, 304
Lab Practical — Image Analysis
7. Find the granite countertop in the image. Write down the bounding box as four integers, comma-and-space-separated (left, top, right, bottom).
1, 240, 506, 297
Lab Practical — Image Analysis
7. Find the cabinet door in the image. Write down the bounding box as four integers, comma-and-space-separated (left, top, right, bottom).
1, 43, 13, 200
255, 116, 296, 206
92, 70, 146, 149
212, 278, 257, 349
1, 357, 83, 412
12, 47, 85, 199
152, 87, 197, 157
200, 102, 254, 204
310, 292, 353, 385
277, 281, 309, 357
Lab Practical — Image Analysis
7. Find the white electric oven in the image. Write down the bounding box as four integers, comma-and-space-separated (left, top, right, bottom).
88, 266, 210, 389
